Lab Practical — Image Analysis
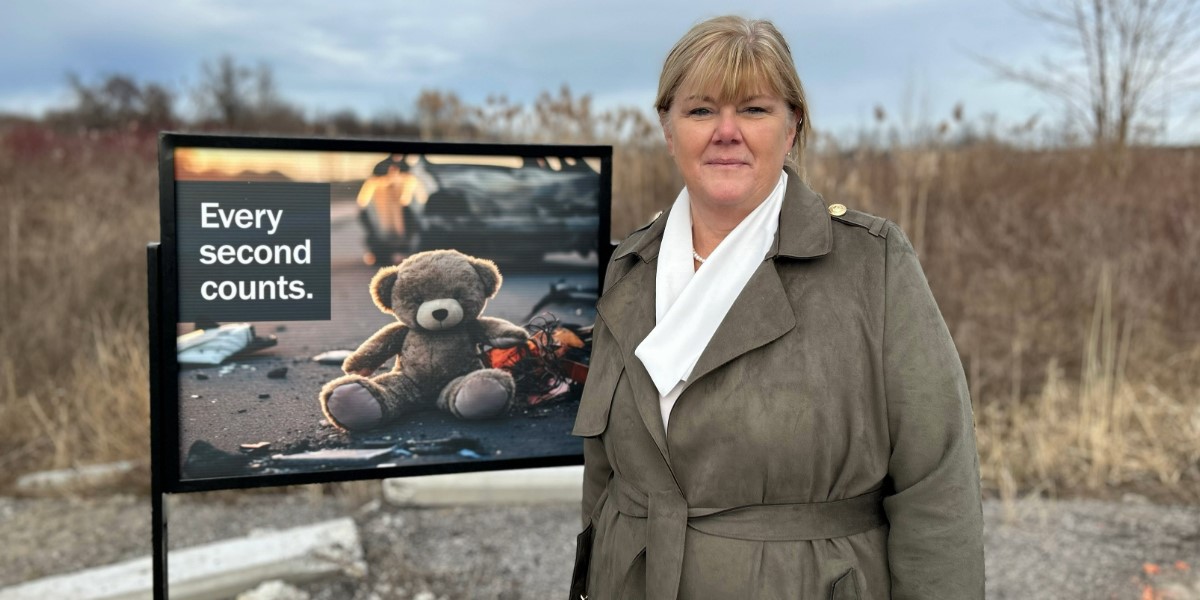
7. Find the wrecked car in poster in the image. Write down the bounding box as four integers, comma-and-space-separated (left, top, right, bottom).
358, 155, 601, 266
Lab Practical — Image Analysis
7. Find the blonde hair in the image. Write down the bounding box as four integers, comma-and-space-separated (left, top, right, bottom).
655, 15, 811, 167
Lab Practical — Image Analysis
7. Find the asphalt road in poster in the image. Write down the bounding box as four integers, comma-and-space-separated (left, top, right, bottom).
176, 203, 597, 482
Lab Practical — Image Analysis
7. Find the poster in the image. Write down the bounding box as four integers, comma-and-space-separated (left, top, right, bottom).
159, 136, 608, 488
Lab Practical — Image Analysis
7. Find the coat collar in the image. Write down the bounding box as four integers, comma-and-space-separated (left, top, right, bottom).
612, 165, 833, 263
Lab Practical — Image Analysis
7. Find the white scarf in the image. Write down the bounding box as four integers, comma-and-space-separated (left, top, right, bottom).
634, 171, 787, 428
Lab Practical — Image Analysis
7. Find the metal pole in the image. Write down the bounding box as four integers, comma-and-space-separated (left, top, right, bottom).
148, 243, 169, 599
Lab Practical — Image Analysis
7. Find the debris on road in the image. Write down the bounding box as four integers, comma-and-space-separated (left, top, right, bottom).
404, 436, 484, 456
184, 441, 251, 479
269, 447, 395, 468
485, 315, 590, 405
524, 281, 599, 321
267, 367, 288, 379
356, 435, 400, 448
178, 323, 277, 366
250, 435, 490, 475
312, 350, 353, 365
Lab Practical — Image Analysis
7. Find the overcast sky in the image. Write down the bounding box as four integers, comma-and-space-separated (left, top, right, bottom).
3, 0, 1197, 143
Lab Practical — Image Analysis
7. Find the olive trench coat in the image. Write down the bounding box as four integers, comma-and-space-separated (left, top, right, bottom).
571, 169, 985, 599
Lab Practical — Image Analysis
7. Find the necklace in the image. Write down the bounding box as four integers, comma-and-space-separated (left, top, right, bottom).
692, 249, 707, 264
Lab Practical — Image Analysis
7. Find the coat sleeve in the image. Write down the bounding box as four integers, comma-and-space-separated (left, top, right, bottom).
881, 224, 985, 599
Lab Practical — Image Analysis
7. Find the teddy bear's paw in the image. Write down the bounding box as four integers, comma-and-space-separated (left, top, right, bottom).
326, 382, 384, 430
446, 371, 514, 420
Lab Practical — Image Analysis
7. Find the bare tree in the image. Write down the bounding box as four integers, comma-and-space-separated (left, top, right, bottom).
192, 56, 306, 132
979, 0, 1200, 149
48, 73, 176, 130
194, 56, 249, 126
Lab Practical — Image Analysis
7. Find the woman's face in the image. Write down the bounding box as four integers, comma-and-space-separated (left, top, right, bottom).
663, 83, 797, 211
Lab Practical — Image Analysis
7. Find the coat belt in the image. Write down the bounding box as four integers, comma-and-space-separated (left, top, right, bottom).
608, 476, 887, 600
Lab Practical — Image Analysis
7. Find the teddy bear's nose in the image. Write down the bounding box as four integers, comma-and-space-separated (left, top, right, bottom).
432, 308, 449, 321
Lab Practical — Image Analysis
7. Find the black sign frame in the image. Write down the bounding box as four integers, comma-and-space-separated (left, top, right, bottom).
152, 132, 612, 496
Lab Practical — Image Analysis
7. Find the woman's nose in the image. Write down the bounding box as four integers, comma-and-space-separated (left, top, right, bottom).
713, 108, 742, 143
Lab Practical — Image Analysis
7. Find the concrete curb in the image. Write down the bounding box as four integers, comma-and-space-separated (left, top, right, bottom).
14, 461, 138, 495
0, 466, 582, 598
0, 518, 363, 600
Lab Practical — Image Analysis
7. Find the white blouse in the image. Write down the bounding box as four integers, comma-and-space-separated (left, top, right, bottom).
634, 171, 787, 431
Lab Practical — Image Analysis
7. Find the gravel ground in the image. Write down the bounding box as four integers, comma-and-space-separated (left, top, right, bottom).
1, 490, 1198, 599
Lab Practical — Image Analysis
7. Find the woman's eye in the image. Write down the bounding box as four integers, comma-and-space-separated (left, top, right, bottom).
687, 107, 712, 117
743, 106, 768, 114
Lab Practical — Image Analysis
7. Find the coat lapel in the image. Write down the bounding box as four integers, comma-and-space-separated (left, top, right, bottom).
686, 260, 795, 386
686, 168, 832, 384
595, 254, 673, 466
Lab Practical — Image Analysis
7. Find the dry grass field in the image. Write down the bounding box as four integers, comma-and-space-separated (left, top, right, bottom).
806, 143, 1200, 504
0, 125, 158, 485
1, 111, 1197, 503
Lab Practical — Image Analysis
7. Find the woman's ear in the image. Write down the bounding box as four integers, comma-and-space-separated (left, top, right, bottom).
789, 108, 802, 150
660, 113, 675, 156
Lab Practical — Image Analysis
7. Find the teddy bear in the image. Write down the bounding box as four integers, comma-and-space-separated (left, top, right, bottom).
319, 249, 529, 431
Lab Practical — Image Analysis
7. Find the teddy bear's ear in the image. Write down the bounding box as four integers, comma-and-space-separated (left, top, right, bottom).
469, 256, 503, 298
370, 266, 401, 314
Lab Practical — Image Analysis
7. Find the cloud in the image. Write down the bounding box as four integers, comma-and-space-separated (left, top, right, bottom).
2, 0, 1193, 142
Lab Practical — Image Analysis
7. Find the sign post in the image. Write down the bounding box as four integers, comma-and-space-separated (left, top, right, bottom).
148, 242, 169, 599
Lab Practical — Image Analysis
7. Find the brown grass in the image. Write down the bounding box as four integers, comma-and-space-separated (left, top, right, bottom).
1, 101, 1197, 503
808, 142, 1200, 503
0, 125, 158, 478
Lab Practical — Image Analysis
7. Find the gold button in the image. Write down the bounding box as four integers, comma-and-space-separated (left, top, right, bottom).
828, 203, 847, 216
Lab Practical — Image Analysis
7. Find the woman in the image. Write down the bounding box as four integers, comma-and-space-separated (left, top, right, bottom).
357, 154, 427, 265
571, 16, 984, 600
